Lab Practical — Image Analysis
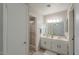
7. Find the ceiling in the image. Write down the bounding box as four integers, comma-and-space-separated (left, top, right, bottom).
28, 3, 72, 15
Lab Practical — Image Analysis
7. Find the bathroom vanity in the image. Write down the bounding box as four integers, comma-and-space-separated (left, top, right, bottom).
40, 35, 69, 54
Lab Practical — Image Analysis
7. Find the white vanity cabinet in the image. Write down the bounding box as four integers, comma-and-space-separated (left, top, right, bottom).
40, 37, 69, 55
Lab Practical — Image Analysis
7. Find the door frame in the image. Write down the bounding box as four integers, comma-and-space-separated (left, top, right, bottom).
29, 16, 37, 53
3, 3, 8, 55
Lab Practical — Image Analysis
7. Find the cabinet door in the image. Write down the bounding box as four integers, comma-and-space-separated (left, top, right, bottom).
40, 38, 51, 50
57, 40, 68, 54
40, 38, 47, 49
45, 39, 51, 50
51, 40, 58, 52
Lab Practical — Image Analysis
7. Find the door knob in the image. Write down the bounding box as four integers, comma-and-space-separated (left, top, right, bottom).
24, 42, 26, 44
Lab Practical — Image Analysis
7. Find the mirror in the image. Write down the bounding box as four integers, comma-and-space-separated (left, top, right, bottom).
46, 18, 64, 36
41, 11, 68, 36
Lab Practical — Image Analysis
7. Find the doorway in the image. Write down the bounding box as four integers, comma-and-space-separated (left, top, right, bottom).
29, 16, 36, 54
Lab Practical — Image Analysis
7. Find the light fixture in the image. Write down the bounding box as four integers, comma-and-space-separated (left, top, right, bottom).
46, 18, 62, 23
47, 19, 53, 23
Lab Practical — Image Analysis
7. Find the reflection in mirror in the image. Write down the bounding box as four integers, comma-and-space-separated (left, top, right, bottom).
42, 11, 67, 36
46, 18, 64, 36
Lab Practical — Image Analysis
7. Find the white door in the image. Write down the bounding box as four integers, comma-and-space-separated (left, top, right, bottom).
4, 4, 29, 55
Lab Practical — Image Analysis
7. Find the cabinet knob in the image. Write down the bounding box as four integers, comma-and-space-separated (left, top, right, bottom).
57, 44, 59, 48
57, 44, 61, 48
59, 45, 61, 48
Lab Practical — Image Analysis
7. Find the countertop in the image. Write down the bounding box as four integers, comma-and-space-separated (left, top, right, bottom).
41, 34, 69, 41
